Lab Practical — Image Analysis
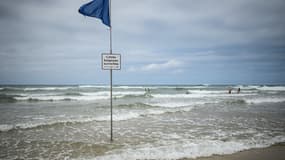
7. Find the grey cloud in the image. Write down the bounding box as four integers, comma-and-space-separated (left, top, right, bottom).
0, 0, 284, 84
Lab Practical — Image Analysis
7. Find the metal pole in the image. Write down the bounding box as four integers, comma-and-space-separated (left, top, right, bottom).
109, 0, 113, 142
110, 70, 113, 142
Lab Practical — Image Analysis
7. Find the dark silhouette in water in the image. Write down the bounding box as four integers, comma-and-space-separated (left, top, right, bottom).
145, 88, 151, 93
237, 88, 241, 94
144, 88, 151, 97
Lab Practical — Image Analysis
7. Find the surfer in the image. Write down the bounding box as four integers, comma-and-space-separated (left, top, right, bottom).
237, 88, 240, 94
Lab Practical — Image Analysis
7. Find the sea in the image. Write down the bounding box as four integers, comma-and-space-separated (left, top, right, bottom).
0, 84, 285, 159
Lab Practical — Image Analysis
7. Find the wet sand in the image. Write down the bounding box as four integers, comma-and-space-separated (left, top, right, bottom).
181, 143, 285, 160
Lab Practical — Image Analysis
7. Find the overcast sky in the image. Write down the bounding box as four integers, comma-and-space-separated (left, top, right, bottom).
0, 0, 285, 85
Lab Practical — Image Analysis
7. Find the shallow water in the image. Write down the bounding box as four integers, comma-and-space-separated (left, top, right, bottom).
0, 85, 285, 159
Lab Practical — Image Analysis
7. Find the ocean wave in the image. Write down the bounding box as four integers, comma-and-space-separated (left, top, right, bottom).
0, 105, 194, 132
0, 124, 14, 132
223, 99, 247, 105
117, 103, 156, 109
147, 97, 281, 107
62, 92, 83, 96
145, 101, 206, 108
121, 94, 153, 99
151, 93, 254, 99
245, 97, 285, 104
7, 91, 147, 102
79, 85, 109, 88
0, 94, 22, 102
0, 116, 108, 132
23, 87, 73, 91
94, 137, 285, 160
80, 91, 145, 97
114, 86, 145, 89
84, 106, 194, 122
0, 120, 87, 132
0, 87, 24, 92
237, 85, 285, 91
256, 86, 285, 91
0, 86, 75, 92
95, 141, 249, 160
15, 96, 109, 102
188, 90, 228, 94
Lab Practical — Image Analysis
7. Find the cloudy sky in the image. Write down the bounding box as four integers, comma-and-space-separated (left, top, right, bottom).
0, 0, 285, 85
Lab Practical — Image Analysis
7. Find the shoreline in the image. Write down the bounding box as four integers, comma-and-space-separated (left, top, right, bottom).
181, 143, 285, 160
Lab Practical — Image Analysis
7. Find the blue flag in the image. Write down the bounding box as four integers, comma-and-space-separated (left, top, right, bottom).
78, 0, 110, 27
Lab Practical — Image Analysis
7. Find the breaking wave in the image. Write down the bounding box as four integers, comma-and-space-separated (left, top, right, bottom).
0, 104, 195, 132
94, 137, 285, 160
0, 94, 21, 102
245, 97, 285, 104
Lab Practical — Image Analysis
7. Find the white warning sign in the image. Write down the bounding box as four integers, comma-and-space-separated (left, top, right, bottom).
102, 53, 121, 70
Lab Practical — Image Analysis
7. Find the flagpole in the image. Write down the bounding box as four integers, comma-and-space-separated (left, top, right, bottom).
109, 0, 113, 142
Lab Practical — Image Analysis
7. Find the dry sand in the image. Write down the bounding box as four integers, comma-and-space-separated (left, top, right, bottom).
181, 143, 285, 160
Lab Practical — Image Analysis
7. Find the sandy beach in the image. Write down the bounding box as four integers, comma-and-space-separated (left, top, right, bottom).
182, 143, 285, 160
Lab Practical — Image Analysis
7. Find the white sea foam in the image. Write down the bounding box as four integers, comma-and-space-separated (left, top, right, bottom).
246, 97, 285, 104
82, 91, 145, 96
146, 101, 206, 108
85, 91, 145, 98
152, 94, 202, 98
147, 102, 191, 108
80, 91, 109, 96
239, 85, 285, 91
15, 95, 109, 101
95, 106, 193, 121
92, 140, 253, 160
152, 93, 253, 99
14, 91, 146, 101
188, 90, 227, 94
96, 112, 141, 121
0, 115, 110, 132
256, 86, 285, 91
189, 89, 259, 95
0, 106, 196, 132
79, 85, 109, 88
238, 85, 259, 89
115, 91, 146, 96
23, 87, 73, 91
93, 136, 285, 160
0, 124, 14, 132
114, 86, 145, 89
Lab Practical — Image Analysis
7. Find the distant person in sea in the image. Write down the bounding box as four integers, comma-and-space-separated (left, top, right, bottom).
144, 88, 151, 95
237, 88, 241, 94
228, 88, 232, 94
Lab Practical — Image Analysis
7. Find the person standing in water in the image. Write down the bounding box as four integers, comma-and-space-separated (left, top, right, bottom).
237, 88, 241, 94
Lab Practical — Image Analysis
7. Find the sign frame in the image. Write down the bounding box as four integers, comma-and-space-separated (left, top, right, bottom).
101, 53, 121, 70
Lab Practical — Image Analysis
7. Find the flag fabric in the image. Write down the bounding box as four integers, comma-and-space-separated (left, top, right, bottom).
78, 0, 110, 27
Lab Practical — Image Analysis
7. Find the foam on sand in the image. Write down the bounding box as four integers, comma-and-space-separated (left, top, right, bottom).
94, 137, 285, 160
